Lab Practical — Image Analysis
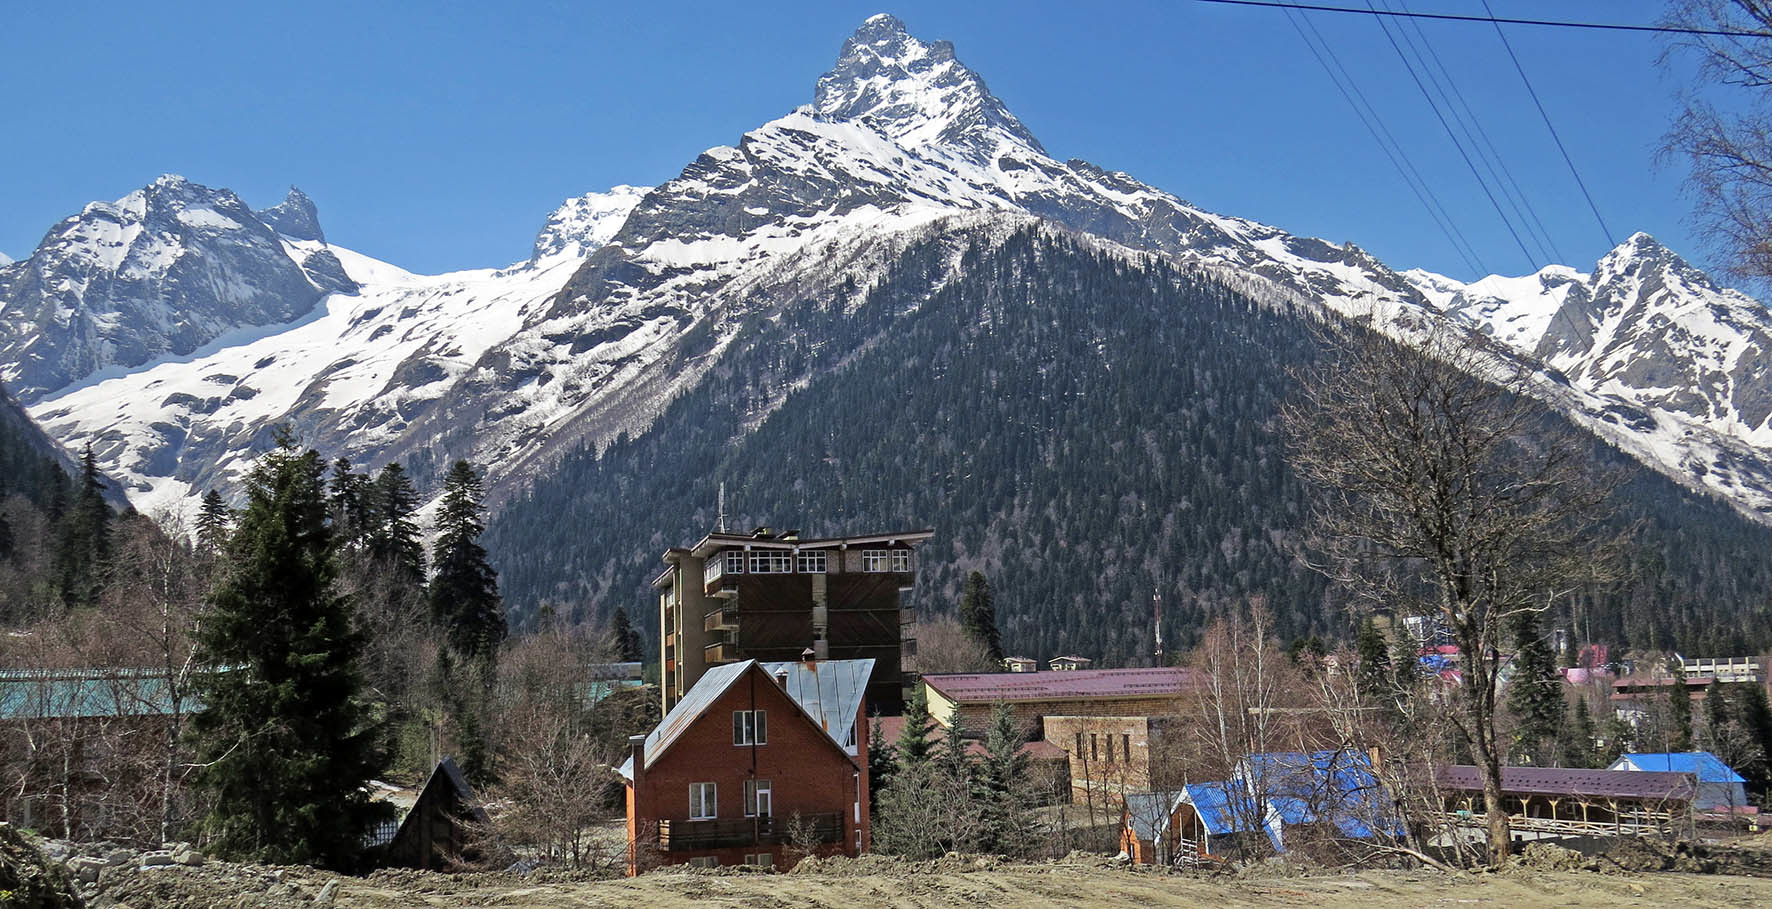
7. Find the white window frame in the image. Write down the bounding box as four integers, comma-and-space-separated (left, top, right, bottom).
796, 550, 827, 574
725, 551, 745, 574
744, 779, 773, 818
734, 709, 767, 745
862, 549, 890, 572
890, 550, 912, 572
689, 856, 719, 868
690, 782, 717, 819
748, 551, 792, 573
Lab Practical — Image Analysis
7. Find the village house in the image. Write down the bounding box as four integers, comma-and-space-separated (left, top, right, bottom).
1001, 656, 1038, 673
1608, 752, 1752, 817
653, 527, 932, 716
1042, 714, 1184, 809
364, 757, 488, 870
620, 656, 872, 875
919, 666, 1200, 734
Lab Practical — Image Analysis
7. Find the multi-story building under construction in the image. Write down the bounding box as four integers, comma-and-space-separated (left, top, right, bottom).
653, 526, 932, 716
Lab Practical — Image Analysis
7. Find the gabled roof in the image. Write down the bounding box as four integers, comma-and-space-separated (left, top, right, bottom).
1124, 790, 1185, 841
761, 658, 873, 755
618, 659, 873, 780
1611, 752, 1746, 784
921, 667, 1199, 703
1179, 783, 1243, 837
366, 756, 486, 850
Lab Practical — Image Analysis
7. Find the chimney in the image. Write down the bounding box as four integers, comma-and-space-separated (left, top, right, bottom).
775, 668, 789, 688
801, 647, 817, 664
628, 734, 646, 779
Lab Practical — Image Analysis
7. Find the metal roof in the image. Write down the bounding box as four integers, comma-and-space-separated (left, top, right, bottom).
1124, 790, 1185, 841
618, 659, 876, 780
921, 667, 1200, 703
761, 658, 873, 756
1611, 752, 1747, 784
1432, 765, 1698, 801
685, 529, 935, 559
0, 668, 200, 720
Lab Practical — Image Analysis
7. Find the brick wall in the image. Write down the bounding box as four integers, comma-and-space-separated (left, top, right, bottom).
627, 665, 868, 875
1040, 715, 1183, 808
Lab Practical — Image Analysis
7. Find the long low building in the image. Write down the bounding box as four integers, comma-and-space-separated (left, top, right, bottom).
919, 666, 1199, 733
1429, 765, 1697, 841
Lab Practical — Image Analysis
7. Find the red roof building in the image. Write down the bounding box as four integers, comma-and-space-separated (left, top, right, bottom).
620, 657, 872, 875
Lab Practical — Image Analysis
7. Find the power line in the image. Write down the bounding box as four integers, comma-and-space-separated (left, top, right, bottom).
1187, 0, 1772, 38
1389, 0, 1565, 264
1481, 0, 1617, 248
1282, 6, 1489, 275
1365, 0, 1540, 270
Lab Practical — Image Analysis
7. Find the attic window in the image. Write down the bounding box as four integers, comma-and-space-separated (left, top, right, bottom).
734, 709, 767, 745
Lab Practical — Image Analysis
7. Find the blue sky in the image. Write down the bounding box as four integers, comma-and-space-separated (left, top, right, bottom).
0, 1, 1728, 282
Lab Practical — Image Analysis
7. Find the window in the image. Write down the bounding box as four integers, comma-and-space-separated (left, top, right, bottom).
1107, 734, 1116, 763
1090, 733, 1098, 761
890, 550, 912, 572
725, 551, 745, 574
862, 550, 890, 572
690, 782, 717, 819
797, 551, 827, 573
744, 779, 773, 818
1123, 734, 1131, 761
1074, 731, 1083, 755
744, 853, 774, 868
748, 551, 791, 573
688, 856, 719, 868
734, 709, 767, 745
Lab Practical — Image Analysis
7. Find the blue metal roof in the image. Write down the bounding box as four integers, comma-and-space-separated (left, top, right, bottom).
0, 668, 200, 720
1181, 783, 1243, 837
1612, 752, 1746, 784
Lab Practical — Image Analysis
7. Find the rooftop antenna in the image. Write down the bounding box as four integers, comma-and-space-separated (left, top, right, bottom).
718, 481, 727, 533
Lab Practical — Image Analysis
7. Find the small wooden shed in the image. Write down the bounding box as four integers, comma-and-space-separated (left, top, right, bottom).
368, 757, 488, 869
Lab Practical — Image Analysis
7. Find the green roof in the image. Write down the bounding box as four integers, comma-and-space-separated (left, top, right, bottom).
0, 668, 202, 720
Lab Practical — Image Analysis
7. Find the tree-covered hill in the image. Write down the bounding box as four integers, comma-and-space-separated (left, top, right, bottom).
485, 227, 1772, 662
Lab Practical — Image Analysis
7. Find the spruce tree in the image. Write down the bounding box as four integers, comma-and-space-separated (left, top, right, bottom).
1738, 684, 1772, 799
867, 713, 895, 806
195, 490, 232, 555
1355, 617, 1392, 707
1704, 678, 1730, 745
368, 462, 424, 580
56, 443, 111, 607
977, 701, 1035, 855
610, 607, 643, 662
1560, 698, 1597, 769
327, 458, 372, 551
1506, 611, 1564, 764
1667, 663, 1695, 753
896, 685, 935, 768
191, 428, 389, 866
427, 460, 504, 659
957, 571, 1003, 663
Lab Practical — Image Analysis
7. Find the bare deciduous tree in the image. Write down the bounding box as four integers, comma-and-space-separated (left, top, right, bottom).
911, 615, 997, 674
1662, 1, 1772, 285
1282, 318, 1619, 864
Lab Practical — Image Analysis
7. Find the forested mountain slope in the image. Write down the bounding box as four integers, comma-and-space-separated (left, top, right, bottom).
486, 228, 1772, 661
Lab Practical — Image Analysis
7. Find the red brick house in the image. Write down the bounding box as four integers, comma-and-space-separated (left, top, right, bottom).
620, 657, 872, 875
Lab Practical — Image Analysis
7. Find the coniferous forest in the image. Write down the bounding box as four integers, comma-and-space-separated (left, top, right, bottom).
485, 227, 1772, 662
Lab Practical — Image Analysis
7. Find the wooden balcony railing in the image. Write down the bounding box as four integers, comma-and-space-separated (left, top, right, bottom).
704, 641, 739, 664
656, 813, 843, 851
704, 607, 738, 633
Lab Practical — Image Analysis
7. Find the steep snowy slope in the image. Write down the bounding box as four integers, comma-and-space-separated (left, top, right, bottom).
0, 177, 353, 402
17, 13, 1772, 529
28, 186, 647, 516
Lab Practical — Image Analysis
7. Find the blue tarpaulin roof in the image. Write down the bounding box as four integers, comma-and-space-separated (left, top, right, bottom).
1612, 752, 1746, 784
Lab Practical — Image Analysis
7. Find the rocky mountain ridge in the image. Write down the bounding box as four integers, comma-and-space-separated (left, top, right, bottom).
7, 13, 1772, 532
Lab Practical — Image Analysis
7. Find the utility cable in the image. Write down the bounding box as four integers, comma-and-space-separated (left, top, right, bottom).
1282, 6, 1489, 275
1366, 0, 1540, 271
1389, 0, 1564, 264
1187, 0, 1772, 38
1481, 0, 1617, 248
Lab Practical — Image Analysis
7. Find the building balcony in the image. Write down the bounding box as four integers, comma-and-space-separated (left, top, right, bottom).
704, 641, 739, 664
899, 607, 916, 625
656, 813, 842, 851
704, 607, 738, 633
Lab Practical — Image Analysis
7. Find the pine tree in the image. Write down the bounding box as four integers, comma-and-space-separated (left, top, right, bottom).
194, 490, 232, 555
1506, 611, 1565, 764
1738, 683, 1772, 800
1355, 617, 1392, 707
610, 607, 643, 661
1560, 698, 1598, 769
867, 713, 895, 806
1667, 660, 1695, 753
368, 462, 424, 580
327, 458, 372, 551
55, 443, 111, 606
191, 428, 389, 866
427, 460, 504, 659
896, 686, 935, 768
957, 571, 1003, 663
977, 701, 1035, 855
1704, 678, 1730, 744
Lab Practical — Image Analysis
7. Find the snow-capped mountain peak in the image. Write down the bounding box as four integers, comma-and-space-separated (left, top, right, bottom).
256, 187, 325, 242
813, 13, 1042, 160
530, 185, 650, 264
